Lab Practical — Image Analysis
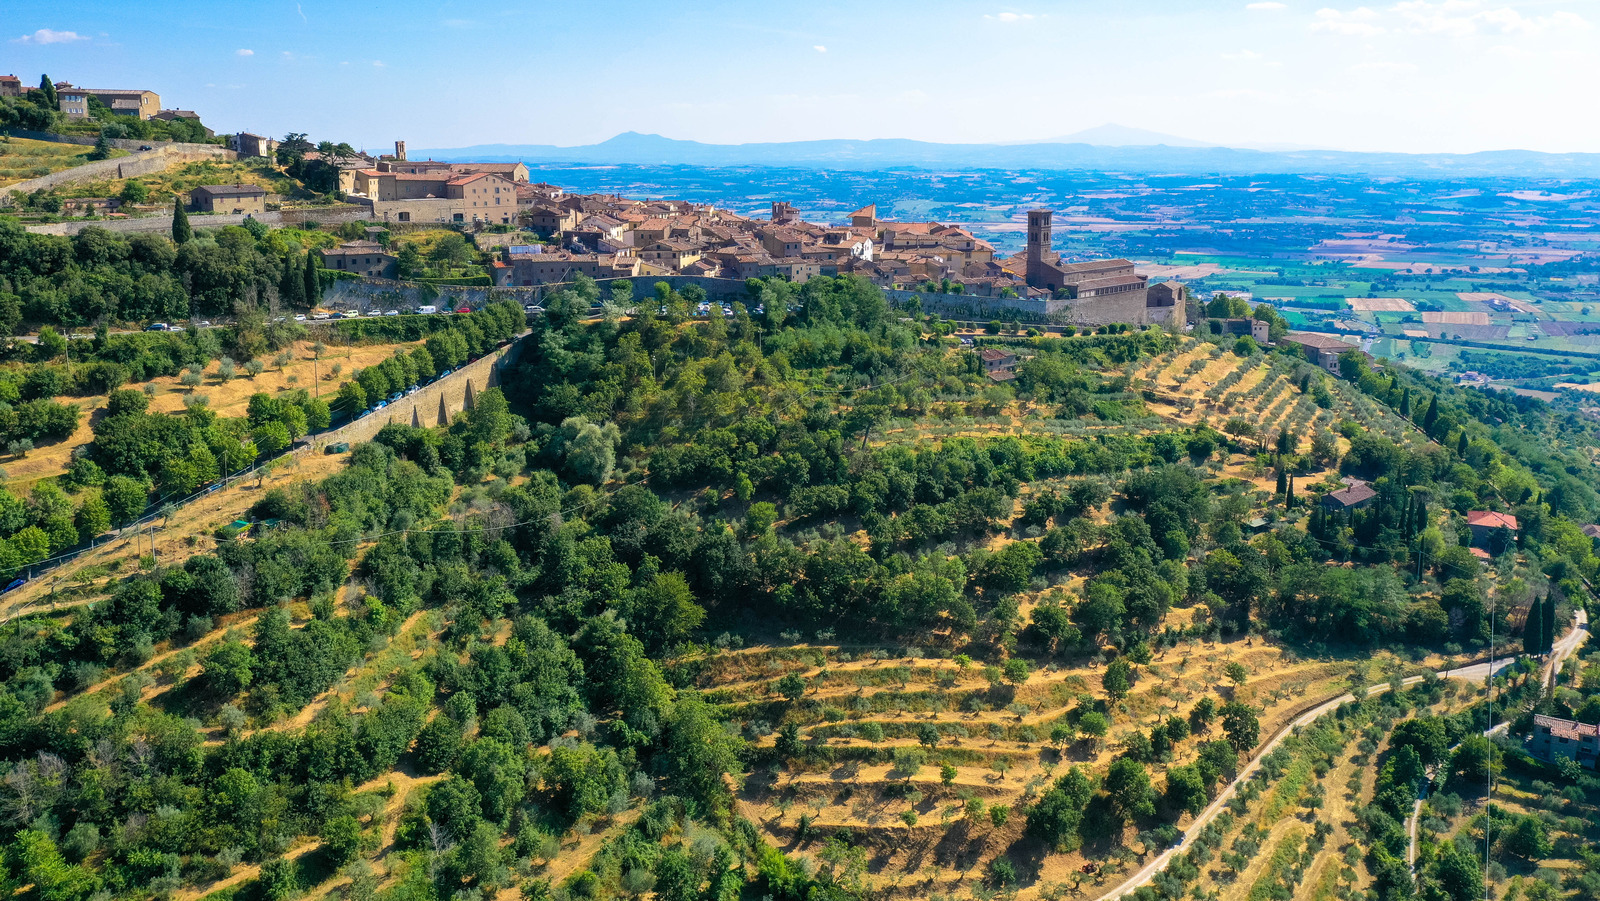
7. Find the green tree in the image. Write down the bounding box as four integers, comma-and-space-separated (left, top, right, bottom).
202, 640, 254, 697
661, 692, 741, 811
118, 179, 148, 206
1105, 757, 1155, 820
1103, 658, 1134, 699
1164, 763, 1208, 815
774, 672, 806, 702
74, 493, 111, 542
321, 815, 363, 867
1504, 815, 1551, 861
171, 195, 192, 244
1220, 701, 1260, 753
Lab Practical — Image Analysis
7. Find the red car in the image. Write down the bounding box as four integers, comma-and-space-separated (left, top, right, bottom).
454, 307, 471, 314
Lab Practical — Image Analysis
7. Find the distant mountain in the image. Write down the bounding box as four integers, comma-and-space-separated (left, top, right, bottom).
412, 131, 1600, 178
999, 123, 1217, 147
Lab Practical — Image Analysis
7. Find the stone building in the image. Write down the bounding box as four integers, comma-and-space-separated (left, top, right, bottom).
190, 184, 266, 215
1529, 715, 1599, 769
229, 133, 278, 158
57, 84, 160, 119
318, 241, 397, 279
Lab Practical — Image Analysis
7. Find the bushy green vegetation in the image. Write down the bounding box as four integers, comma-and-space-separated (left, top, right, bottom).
0, 270, 1591, 901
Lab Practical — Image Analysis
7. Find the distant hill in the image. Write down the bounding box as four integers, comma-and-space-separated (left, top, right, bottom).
998, 123, 1217, 147
412, 131, 1600, 178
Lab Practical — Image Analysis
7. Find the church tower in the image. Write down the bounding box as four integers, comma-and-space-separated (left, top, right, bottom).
1026, 209, 1052, 264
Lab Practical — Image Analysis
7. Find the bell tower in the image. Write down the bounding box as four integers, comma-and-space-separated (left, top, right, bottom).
1027, 209, 1052, 264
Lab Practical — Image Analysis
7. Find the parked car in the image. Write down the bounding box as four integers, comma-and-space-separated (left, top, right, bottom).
294, 314, 307, 322
385, 309, 400, 316
418, 305, 438, 315
366, 309, 383, 317
0, 577, 27, 594
196, 320, 212, 328
311, 312, 329, 320
454, 306, 472, 314
166, 324, 186, 332
146, 322, 168, 331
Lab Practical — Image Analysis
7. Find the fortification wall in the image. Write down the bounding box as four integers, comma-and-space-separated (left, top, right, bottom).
307, 333, 527, 448
24, 203, 371, 236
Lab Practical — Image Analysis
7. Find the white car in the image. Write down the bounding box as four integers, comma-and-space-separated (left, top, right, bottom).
385, 309, 400, 316
294, 314, 307, 322
366, 310, 383, 317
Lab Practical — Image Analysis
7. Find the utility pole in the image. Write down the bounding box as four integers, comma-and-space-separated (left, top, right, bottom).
1486, 604, 1494, 901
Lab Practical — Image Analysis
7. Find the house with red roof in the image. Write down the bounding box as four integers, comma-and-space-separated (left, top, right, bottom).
1466, 510, 1518, 550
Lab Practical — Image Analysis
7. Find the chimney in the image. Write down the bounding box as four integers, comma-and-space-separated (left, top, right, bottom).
395, 140, 407, 161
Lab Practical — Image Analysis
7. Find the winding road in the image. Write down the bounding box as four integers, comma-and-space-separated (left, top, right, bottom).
1403, 608, 1590, 873
1100, 609, 1589, 901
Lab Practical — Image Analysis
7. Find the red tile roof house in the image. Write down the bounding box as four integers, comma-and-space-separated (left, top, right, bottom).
1319, 482, 1377, 511
1530, 714, 1599, 769
1466, 510, 1518, 548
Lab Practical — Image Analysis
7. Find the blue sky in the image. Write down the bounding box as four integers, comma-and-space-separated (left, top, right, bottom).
4, 0, 1595, 153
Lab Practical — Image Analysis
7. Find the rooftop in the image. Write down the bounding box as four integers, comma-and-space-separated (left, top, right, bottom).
1466, 510, 1519, 530
194, 184, 266, 196
1535, 714, 1599, 740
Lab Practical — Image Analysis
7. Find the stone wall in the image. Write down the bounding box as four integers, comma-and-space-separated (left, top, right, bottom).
2, 143, 237, 198
24, 203, 372, 236
306, 333, 528, 448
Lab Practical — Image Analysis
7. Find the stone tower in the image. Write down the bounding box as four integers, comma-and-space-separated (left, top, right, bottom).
1026, 209, 1052, 264
395, 140, 407, 161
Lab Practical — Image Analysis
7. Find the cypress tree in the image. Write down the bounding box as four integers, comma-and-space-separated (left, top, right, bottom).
279, 254, 305, 308
1422, 396, 1439, 432
171, 195, 192, 244
1399, 386, 1412, 417
304, 251, 321, 305
1456, 431, 1469, 458
39, 74, 56, 108
1275, 468, 1287, 497
1285, 474, 1295, 509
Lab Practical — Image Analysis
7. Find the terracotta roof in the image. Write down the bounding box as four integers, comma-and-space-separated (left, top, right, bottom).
1323, 483, 1377, 507
1469, 547, 1492, 560
1582, 524, 1600, 540
1284, 332, 1356, 352
1535, 714, 1599, 740
1466, 511, 1519, 530
978, 348, 1017, 363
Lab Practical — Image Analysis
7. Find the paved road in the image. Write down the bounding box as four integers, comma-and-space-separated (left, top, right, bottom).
1099, 613, 1589, 901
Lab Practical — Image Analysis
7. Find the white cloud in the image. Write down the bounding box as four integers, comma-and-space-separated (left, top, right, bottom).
1223, 48, 1264, 59
984, 12, 1035, 22
236, 48, 254, 56
13, 28, 87, 44
1246, 2, 1287, 9
813, 44, 827, 52
1310, 2, 1589, 40
1310, 6, 1385, 35
1390, 1, 1588, 37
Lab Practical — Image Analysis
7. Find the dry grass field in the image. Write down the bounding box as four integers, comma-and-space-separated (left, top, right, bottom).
0, 136, 108, 187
